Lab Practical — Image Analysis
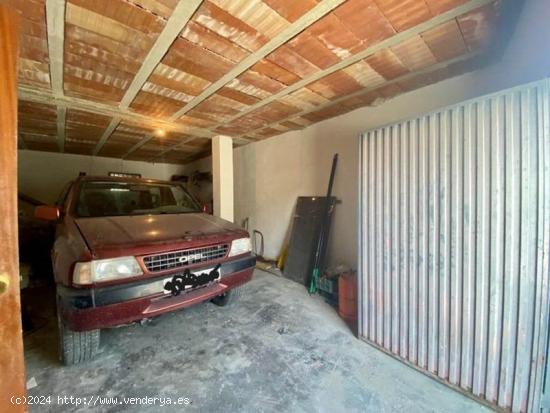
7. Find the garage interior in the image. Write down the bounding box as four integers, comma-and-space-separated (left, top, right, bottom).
1, 0, 549, 412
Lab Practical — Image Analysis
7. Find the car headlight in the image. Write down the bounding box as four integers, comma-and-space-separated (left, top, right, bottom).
73, 256, 143, 285
228, 237, 251, 257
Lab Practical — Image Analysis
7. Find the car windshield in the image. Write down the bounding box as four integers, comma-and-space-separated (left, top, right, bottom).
75, 181, 201, 218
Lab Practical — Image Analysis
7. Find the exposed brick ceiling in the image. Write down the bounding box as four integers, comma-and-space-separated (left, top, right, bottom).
10, 0, 509, 164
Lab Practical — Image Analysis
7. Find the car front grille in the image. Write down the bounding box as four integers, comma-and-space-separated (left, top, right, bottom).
143, 244, 229, 273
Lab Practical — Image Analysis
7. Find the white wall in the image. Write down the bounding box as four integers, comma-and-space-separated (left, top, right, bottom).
18, 150, 185, 204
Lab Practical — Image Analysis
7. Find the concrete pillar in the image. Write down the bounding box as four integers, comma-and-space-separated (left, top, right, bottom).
212, 135, 234, 222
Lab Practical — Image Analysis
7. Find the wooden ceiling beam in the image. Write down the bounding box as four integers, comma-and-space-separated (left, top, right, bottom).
46, 0, 66, 96
119, 0, 203, 109
155, 0, 492, 159
46, 0, 67, 154
240, 51, 481, 139
18, 85, 215, 139
146, 132, 250, 162
93, 0, 204, 155
210, 0, 494, 129
92, 117, 121, 156
149, 137, 197, 160
168, 0, 347, 121
121, 134, 154, 159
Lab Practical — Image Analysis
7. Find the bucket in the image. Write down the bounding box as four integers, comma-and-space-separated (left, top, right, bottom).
338, 271, 357, 321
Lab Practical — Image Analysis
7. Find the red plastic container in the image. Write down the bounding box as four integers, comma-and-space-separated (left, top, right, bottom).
338, 271, 357, 321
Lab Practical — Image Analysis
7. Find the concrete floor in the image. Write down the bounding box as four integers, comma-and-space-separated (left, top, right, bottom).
24, 270, 489, 413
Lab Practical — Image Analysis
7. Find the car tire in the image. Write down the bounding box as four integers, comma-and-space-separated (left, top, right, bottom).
211, 286, 244, 307
57, 298, 100, 365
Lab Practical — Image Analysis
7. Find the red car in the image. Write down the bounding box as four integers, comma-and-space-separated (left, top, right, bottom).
35, 176, 255, 365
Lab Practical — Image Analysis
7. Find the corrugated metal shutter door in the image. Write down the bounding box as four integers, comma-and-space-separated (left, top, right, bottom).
358, 79, 550, 412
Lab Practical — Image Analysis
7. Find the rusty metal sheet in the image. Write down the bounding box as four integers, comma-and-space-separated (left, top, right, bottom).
262, 0, 318, 22
69, 0, 167, 35
65, 109, 111, 154
63, 72, 127, 104
252, 126, 281, 138
374, 0, 432, 32
111, 121, 153, 141
365, 48, 409, 80
343, 60, 387, 88
18, 101, 58, 148
162, 37, 235, 83
391, 35, 438, 71
304, 12, 364, 59
287, 87, 330, 108
193, 1, 269, 53
250, 59, 301, 86
286, 30, 340, 70
181, 21, 250, 64
149, 131, 191, 147
64, 23, 145, 71
64, 1, 161, 62
219, 113, 268, 133
14, 0, 507, 156
150, 63, 210, 97
209, 0, 291, 39
98, 121, 151, 157
130, 91, 186, 117
7, 0, 50, 86
425, 0, 468, 15
125, 142, 165, 160
142, 81, 194, 104
64, 51, 134, 85
217, 87, 261, 105
307, 70, 364, 100
333, 0, 395, 48
18, 58, 50, 86
266, 45, 321, 79
234, 71, 285, 95
214, 124, 251, 136
421, 19, 468, 61
127, 0, 179, 19
63, 0, 171, 103
188, 94, 247, 122
177, 115, 218, 129
252, 100, 302, 121
65, 37, 141, 77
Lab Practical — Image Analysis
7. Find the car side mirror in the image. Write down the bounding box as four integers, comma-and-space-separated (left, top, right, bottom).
35, 205, 60, 221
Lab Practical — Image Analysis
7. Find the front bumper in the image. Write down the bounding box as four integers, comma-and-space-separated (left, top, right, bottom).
58, 255, 256, 331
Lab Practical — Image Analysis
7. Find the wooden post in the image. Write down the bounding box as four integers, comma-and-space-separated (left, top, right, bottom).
0, 5, 27, 411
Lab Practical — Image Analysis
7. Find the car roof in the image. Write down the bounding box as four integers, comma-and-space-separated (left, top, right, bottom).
76, 175, 179, 185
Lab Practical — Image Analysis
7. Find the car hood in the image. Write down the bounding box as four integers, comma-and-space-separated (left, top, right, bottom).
74, 213, 245, 252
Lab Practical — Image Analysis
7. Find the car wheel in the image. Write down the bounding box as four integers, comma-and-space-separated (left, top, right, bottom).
57, 297, 100, 365
211, 286, 244, 307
